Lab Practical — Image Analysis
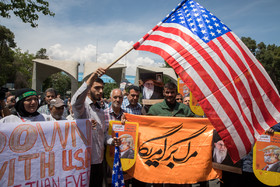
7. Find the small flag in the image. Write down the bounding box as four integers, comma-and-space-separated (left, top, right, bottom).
134, 0, 280, 162
112, 133, 125, 187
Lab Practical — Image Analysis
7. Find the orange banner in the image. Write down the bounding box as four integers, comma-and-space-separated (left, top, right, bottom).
125, 114, 221, 184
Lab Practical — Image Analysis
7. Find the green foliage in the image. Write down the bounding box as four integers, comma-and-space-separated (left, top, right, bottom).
35, 48, 48, 59
13, 48, 34, 88
42, 72, 71, 97
0, 0, 55, 27
0, 25, 16, 86
241, 37, 257, 55
103, 82, 118, 99
242, 37, 280, 92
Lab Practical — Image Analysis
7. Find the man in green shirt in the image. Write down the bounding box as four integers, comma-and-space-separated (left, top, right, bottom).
148, 82, 194, 117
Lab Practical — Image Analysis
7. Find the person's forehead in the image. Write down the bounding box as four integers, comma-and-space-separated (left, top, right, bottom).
25, 95, 38, 100
92, 82, 103, 87
46, 91, 55, 96
145, 80, 154, 84
265, 149, 273, 152
129, 89, 139, 94
112, 90, 122, 96
164, 88, 176, 92
7, 96, 14, 100
55, 106, 64, 109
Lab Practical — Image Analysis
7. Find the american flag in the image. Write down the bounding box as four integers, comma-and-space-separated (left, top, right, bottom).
134, 0, 280, 162
112, 133, 125, 187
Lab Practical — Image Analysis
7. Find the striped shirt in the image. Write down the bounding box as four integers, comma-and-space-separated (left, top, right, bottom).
121, 97, 142, 115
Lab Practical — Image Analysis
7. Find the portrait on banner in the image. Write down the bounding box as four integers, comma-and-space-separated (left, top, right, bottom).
106, 120, 138, 171
139, 72, 164, 100
253, 132, 280, 186
212, 130, 242, 174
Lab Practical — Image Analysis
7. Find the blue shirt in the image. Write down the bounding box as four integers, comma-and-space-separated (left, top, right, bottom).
121, 97, 142, 115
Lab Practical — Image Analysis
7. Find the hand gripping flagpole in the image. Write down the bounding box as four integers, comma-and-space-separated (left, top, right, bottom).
105, 46, 134, 70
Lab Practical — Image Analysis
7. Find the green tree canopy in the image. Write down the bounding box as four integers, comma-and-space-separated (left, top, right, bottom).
42, 72, 71, 97
13, 48, 34, 88
103, 82, 118, 99
0, 25, 16, 86
0, 0, 55, 27
35, 48, 48, 59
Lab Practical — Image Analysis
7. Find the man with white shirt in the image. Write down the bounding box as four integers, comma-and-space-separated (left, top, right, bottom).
71, 67, 120, 187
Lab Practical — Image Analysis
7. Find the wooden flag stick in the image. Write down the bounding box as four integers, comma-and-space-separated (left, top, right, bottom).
105, 46, 134, 70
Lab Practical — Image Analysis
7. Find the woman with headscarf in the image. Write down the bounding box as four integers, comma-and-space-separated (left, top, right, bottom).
0, 88, 46, 123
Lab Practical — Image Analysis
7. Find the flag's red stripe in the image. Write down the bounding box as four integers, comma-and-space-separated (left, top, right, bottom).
133, 42, 140, 49
227, 32, 280, 114
218, 34, 278, 131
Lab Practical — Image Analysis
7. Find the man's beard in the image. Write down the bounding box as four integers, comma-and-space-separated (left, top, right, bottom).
213, 147, 227, 163
143, 86, 154, 99
112, 102, 121, 108
90, 92, 101, 101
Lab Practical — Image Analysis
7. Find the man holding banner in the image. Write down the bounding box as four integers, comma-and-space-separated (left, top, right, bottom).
71, 68, 121, 187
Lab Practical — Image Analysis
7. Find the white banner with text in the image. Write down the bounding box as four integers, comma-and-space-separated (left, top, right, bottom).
0, 119, 92, 187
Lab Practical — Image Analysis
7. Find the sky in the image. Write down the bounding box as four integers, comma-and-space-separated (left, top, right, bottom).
1, 0, 280, 75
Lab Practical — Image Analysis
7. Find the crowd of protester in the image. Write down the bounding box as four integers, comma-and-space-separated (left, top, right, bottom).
0, 67, 279, 187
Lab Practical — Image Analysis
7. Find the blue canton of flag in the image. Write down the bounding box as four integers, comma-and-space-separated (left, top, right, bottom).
112, 133, 125, 187
164, 0, 231, 43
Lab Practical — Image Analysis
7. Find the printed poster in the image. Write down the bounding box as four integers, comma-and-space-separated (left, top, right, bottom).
212, 130, 242, 174
106, 121, 139, 171
253, 132, 280, 186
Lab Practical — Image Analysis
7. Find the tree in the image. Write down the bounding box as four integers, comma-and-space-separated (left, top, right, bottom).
0, 25, 16, 86
13, 48, 34, 88
42, 72, 71, 97
103, 82, 118, 99
241, 37, 257, 55
0, 0, 55, 27
255, 43, 280, 92
35, 48, 48, 59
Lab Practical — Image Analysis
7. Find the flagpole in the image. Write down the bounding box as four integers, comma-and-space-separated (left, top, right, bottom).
105, 46, 134, 70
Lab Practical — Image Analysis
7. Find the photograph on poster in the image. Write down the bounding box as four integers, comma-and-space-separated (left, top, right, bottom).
212, 130, 242, 173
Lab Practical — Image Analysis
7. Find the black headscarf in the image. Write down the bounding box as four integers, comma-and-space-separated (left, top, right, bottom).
14, 88, 39, 117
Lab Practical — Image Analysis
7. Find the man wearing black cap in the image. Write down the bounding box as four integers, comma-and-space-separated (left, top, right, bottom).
0, 88, 46, 123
